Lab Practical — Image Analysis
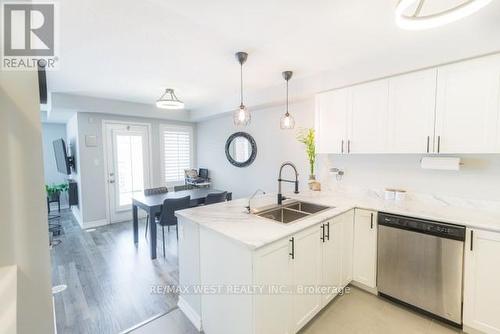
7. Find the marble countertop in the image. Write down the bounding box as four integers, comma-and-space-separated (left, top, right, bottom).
175, 188, 500, 250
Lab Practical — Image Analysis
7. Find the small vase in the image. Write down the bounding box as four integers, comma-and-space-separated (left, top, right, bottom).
308, 175, 321, 191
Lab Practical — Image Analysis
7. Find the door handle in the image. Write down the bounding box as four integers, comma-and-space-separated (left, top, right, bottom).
370, 213, 374, 229
426, 136, 430, 153
320, 224, 325, 242
326, 222, 330, 241
289, 237, 295, 259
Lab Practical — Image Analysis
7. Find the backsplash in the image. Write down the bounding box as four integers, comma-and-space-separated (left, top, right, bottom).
316, 154, 500, 202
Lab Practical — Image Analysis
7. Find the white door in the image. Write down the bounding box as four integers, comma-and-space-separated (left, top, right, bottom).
254, 238, 293, 334
353, 209, 377, 288
321, 220, 343, 306
105, 123, 151, 223
292, 226, 322, 332
435, 54, 500, 153
388, 69, 437, 153
463, 228, 500, 334
340, 210, 354, 287
349, 80, 389, 153
315, 88, 350, 154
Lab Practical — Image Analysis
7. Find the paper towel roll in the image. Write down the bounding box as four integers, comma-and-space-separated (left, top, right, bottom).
420, 157, 461, 171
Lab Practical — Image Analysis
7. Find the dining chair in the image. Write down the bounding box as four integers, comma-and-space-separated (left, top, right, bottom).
205, 191, 228, 205
144, 187, 168, 239
156, 196, 191, 257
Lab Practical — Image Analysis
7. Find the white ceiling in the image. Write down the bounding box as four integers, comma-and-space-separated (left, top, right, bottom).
47, 0, 500, 121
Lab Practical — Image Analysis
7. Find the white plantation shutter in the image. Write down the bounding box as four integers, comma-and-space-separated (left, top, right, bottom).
160, 126, 192, 184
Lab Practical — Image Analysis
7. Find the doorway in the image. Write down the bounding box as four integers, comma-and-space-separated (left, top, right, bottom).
103, 122, 152, 223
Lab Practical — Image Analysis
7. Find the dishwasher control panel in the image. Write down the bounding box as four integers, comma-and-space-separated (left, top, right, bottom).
379, 213, 466, 241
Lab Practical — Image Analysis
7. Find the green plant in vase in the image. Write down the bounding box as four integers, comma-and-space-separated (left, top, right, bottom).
297, 128, 320, 190
46, 183, 69, 201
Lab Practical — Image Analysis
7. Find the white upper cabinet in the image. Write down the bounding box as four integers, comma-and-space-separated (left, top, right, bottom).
463, 228, 500, 334
388, 69, 437, 153
315, 88, 350, 154
349, 80, 389, 153
315, 53, 500, 154
435, 54, 500, 153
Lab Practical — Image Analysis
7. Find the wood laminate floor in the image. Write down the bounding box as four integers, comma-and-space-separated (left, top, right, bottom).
50, 210, 179, 334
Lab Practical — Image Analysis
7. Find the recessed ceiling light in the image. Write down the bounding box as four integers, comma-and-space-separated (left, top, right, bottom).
156, 88, 184, 110
395, 0, 492, 30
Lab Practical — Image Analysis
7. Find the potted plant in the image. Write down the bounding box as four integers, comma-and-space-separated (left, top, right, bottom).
46, 183, 69, 212
297, 128, 321, 191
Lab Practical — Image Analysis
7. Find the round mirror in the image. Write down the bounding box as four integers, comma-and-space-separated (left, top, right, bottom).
225, 132, 257, 167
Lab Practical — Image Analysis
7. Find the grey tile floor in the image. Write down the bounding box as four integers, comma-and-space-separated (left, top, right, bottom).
130, 287, 463, 334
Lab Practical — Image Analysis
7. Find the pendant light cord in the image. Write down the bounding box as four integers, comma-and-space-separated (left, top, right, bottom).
286, 78, 289, 115
240, 63, 244, 106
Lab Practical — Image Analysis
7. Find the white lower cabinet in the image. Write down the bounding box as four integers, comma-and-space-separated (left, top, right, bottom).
352, 209, 378, 289
254, 238, 293, 334
291, 227, 322, 331
254, 210, 355, 334
463, 228, 500, 334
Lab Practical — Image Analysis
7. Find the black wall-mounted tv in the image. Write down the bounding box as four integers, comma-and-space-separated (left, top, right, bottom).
53, 138, 73, 175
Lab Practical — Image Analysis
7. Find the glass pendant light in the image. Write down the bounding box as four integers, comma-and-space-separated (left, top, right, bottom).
156, 88, 184, 109
280, 71, 295, 130
234, 52, 251, 126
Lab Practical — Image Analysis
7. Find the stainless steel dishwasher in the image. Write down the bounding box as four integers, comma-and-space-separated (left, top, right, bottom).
377, 212, 466, 327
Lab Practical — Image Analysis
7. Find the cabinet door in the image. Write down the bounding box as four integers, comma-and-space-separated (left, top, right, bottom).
292, 226, 322, 332
254, 238, 293, 334
349, 80, 389, 153
353, 209, 378, 288
388, 69, 437, 153
341, 210, 354, 287
315, 89, 349, 154
321, 220, 343, 306
435, 54, 500, 153
463, 228, 500, 334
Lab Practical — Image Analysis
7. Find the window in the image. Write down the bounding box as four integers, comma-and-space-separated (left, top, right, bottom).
160, 125, 193, 185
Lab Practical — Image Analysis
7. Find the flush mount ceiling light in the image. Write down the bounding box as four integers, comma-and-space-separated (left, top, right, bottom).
395, 0, 492, 30
156, 88, 184, 110
280, 71, 295, 130
234, 51, 251, 127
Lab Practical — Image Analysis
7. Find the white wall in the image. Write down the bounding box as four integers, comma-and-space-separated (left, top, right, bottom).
0, 70, 54, 334
42, 123, 69, 208
197, 99, 315, 199
71, 112, 196, 227
197, 99, 500, 202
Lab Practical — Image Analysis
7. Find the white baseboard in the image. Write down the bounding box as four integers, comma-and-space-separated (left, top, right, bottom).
178, 296, 202, 331
83, 219, 108, 229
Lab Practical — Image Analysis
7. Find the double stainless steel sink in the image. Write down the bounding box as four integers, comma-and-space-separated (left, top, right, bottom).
253, 200, 332, 224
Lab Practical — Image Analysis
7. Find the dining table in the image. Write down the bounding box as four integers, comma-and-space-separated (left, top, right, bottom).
132, 188, 232, 259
